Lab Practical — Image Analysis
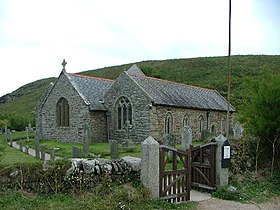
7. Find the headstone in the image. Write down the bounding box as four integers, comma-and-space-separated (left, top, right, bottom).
233, 122, 244, 139
41, 145, 45, 161
28, 123, 32, 133
72, 146, 81, 158
26, 127, 30, 141
25, 145, 29, 154
4, 126, 8, 142
19, 139, 23, 151
163, 133, 176, 148
110, 140, 119, 159
50, 148, 56, 160
9, 130, 13, 147
140, 136, 159, 198
122, 121, 136, 151
125, 120, 132, 139
83, 124, 90, 157
182, 126, 192, 150
34, 131, 40, 158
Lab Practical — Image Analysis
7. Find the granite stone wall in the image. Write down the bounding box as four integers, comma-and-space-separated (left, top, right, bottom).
149, 105, 232, 142
36, 72, 106, 143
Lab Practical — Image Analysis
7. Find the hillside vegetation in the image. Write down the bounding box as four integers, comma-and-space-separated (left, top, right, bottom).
0, 55, 279, 128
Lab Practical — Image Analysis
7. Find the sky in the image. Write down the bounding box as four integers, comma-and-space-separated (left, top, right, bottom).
0, 0, 279, 97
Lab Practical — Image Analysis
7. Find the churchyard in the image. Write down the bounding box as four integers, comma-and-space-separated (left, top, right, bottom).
1, 125, 280, 209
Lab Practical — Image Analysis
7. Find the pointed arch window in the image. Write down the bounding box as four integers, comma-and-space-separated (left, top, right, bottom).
198, 115, 204, 133
116, 97, 132, 130
164, 112, 173, 134
56, 98, 69, 127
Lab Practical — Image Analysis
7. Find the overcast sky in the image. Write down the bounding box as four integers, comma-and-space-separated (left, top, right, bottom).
0, 0, 279, 97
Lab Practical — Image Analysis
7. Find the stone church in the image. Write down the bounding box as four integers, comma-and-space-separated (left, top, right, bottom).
36, 64, 235, 144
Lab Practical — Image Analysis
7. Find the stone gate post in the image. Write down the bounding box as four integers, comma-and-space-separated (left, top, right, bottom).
215, 134, 230, 186
140, 136, 159, 198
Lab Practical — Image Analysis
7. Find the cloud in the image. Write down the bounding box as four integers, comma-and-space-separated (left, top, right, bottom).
0, 0, 279, 96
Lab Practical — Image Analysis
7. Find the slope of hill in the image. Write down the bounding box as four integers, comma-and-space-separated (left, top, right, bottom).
1, 55, 279, 128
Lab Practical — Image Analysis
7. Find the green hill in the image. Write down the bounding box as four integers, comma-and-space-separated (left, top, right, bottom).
1, 55, 280, 129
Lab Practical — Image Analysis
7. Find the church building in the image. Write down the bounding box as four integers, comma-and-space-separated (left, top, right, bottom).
36, 64, 235, 144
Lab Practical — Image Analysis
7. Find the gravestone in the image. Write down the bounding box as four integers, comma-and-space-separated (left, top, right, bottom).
163, 133, 176, 148
34, 131, 40, 158
182, 126, 192, 150
72, 146, 81, 158
26, 127, 30, 141
110, 140, 119, 159
233, 122, 244, 139
25, 145, 29, 154
28, 123, 32, 132
122, 121, 136, 151
41, 145, 45, 161
19, 139, 23, 151
4, 126, 8, 142
50, 148, 56, 160
8, 130, 13, 147
83, 124, 90, 157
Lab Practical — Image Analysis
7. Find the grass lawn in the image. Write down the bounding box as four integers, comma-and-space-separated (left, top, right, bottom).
0, 188, 198, 210
0, 146, 41, 168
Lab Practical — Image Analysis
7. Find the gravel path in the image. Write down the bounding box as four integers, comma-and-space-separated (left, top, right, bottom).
197, 197, 280, 210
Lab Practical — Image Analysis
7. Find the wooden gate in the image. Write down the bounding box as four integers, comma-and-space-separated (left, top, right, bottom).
159, 145, 191, 203
191, 142, 217, 191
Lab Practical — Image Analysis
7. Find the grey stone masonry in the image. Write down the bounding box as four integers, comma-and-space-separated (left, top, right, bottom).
182, 126, 192, 150
140, 136, 159, 198
215, 134, 229, 186
104, 72, 152, 143
36, 71, 107, 143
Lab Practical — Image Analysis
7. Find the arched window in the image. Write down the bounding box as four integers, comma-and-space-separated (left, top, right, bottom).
198, 115, 204, 133
164, 112, 173, 134
183, 114, 190, 127
116, 96, 132, 130
56, 98, 69, 127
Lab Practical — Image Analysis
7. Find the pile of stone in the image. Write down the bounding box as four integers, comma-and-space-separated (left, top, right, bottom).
65, 156, 141, 178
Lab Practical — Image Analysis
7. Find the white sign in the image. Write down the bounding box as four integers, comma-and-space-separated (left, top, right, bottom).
223, 146, 231, 159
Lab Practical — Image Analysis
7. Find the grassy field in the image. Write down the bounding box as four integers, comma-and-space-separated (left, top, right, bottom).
0, 146, 41, 168
0, 131, 198, 210
0, 188, 198, 210
1, 131, 203, 160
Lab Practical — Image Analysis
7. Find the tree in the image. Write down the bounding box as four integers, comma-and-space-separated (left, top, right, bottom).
240, 74, 280, 175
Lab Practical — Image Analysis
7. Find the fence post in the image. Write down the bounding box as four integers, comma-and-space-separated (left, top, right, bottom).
140, 136, 159, 198
215, 134, 230, 187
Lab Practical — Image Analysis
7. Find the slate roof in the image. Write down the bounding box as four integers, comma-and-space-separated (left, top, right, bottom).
128, 72, 235, 112
67, 73, 114, 111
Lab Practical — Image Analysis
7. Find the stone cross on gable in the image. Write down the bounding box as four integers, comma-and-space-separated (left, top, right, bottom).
61, 59, 67, 71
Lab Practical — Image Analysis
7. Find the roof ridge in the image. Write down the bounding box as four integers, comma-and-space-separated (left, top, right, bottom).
127, 73, 214, 92
69, 73, 115, 82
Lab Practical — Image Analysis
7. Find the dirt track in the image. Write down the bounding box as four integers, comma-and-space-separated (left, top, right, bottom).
197, 197, 280, 210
